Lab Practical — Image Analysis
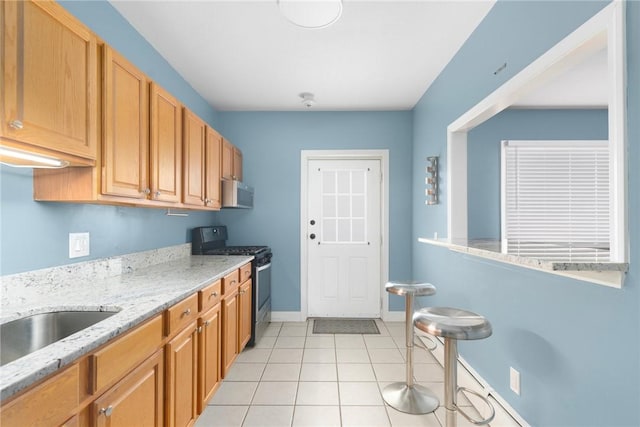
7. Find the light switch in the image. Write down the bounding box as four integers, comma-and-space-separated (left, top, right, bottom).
69, 232, 90, 258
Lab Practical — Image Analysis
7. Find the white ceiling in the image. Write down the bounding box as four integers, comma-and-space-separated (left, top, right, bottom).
109, 0, 496, 111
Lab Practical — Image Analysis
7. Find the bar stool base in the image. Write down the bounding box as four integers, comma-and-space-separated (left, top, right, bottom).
382, 382, 440, 414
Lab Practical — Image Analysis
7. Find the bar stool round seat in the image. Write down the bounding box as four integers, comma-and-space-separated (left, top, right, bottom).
382, 281, 439, 415
414, 307, 494, 427
413, 307, 492, 341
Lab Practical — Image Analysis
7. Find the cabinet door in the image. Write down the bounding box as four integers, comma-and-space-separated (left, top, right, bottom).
205, 127, 222, 209
182, 109, 206, 207
198, 304, 221, 413
102, 47, 149, 198
1, 364, 79, 427
1, 0, 97, 160
92, 349, 163, 427
150, 83, 182, 203
238, 279, 252, 351
221, 290, 239, 378
166, 322, 198, 427
233, 147, 243, 182
221, 138, 234, 181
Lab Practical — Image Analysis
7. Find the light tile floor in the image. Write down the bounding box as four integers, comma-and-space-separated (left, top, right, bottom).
195, 320, 514, 427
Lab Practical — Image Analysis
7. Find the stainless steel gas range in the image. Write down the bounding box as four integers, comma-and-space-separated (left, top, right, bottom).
191, 226, 272, 347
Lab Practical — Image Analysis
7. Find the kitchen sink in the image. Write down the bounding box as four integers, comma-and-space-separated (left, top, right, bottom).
0, 310, 118, 366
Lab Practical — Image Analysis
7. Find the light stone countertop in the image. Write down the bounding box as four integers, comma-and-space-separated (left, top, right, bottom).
0, 251, 253, 401
418, 237, 628, 288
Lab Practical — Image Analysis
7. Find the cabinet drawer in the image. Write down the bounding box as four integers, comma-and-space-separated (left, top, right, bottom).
239, 263, 252, 283
91, 349, 164, 427
1, 363, 79, 427
199, 279, 222, 312
165, 293, 199, 337
222, 270, 240, 295
90, 315, 163, 393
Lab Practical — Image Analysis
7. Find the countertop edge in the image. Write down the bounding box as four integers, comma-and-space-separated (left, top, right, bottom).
418, 238, 627, 288
0, 254, 253, 401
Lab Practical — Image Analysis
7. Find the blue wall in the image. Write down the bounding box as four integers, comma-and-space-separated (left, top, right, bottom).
412, 1, 638, 425
0, 0, 220, 275
217, 112, 413, 312
2, 1, 638, 424
467, 109, 608, 239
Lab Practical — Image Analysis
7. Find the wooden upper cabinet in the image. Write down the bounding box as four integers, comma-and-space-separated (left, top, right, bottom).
221, 138, 242, 181
221, 138, 234, 181
182, 108, 222, 210
233, 146, 243, 182
205, 128, 222, 209
182, 109, 206, 207
102, 46, 149, 199
1, 0, 97, 164
150, 83, 182, 203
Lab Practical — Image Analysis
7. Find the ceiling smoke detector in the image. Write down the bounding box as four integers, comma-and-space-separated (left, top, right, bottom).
299, 92, 316, 108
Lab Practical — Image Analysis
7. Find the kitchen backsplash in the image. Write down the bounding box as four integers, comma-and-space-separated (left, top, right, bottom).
1, 244, 191, 307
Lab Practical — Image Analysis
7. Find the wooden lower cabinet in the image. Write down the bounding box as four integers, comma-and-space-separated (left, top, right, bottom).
91, 349, 164, 427
238, 279, 252, 351
166, 321, 198, 427
198, 304, 221, 413
61, 415, 79, 427
0, 364, 79, 427
221, 288, 239, 378
1, 263, 253, 427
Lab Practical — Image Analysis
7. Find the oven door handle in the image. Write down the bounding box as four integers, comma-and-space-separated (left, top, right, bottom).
256, 263, 271, 272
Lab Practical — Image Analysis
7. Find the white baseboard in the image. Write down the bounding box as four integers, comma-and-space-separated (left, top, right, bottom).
272, 311, 405, 322
417, 333, 530, 427
271, 311, 306, 322
382, 310, 404, 322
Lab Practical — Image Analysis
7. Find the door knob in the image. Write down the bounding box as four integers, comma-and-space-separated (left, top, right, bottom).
309, 233, 316, 240
310, 220, 316, 225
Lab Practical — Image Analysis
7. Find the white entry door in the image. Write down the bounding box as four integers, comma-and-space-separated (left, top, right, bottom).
307, 158, 381, 318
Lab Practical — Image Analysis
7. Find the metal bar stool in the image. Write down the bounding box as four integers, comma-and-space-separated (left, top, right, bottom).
382, 281, 439, 414
414, 307, 495, 427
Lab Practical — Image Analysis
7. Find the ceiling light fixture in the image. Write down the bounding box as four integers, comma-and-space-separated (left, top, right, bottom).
278, 0, 343, 29
299, 92, 316, 108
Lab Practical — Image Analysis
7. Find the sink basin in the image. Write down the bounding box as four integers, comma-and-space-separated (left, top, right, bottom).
0, 310, 118, 366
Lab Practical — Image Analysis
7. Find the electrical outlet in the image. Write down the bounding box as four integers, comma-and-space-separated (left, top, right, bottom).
510, 367, 521, 395
69, 232, 90, 258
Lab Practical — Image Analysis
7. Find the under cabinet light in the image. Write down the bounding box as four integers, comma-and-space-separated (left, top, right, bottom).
0, 146, 69, 168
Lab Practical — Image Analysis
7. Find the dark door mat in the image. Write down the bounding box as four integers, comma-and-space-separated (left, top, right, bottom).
312, 318, 380, 334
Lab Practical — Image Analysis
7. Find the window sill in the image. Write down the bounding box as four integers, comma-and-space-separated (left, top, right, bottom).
418, 237, 628, 289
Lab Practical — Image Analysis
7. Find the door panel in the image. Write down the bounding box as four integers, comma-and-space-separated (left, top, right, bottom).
307, 159, 381, 318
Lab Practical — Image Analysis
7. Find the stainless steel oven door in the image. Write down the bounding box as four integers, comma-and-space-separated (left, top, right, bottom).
255, 262, 271, 343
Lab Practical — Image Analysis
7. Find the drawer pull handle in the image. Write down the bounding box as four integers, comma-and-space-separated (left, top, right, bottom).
210, 291, 218, 298
205, 320, 211, 327
99, 406, 114, 417
9, 120, 23, 130
181, 308, 191, 317
198, 326, 203, 333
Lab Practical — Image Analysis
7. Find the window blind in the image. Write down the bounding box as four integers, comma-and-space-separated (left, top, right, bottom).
501, 140, 610, 262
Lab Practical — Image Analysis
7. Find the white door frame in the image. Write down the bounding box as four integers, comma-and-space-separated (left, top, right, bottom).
301, 149, 390, 321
